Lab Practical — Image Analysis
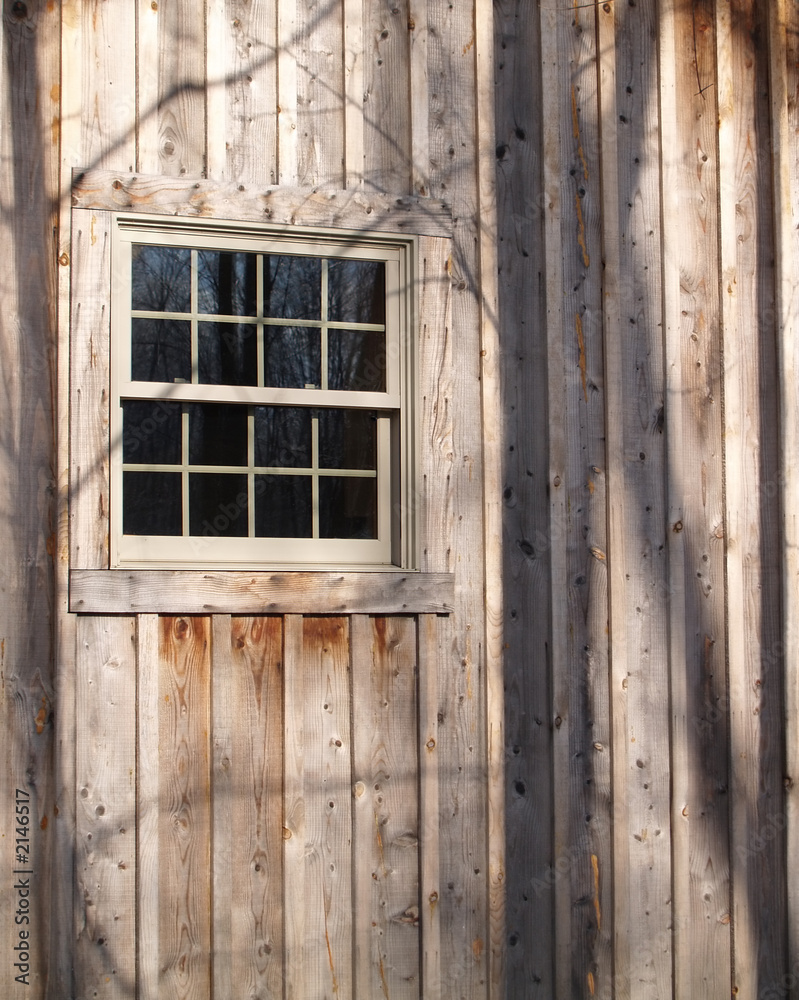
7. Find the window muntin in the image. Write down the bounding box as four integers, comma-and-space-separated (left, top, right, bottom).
110, 218, 415, 569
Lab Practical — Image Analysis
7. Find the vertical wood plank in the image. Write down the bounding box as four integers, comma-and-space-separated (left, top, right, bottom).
540, 2, 612, 996
276, 0, 298, 185
220, 0, 279, 186
538, 3, 567, 995
283, 614, 305, 1000
343, 0, 365, 188
54, 2, 83, 994
0, 7, 60, 995
768, 0, 799, 990
69, 209, 111, 571
363, 0, 411, 193
474, 0, 505, 992
296, 0, 344, 187
662, 1, 731, 995
214, 616, 284, 999
136, 0, 161, 173
80, 0, 137, 172
418, 614, 441, 1000
205, 0, 227, 180
720, 2, 785, 995
75, 617, 137, 999
600, 3, 673, 998
284, 616, 353, 999
425, 3, 488, 991
137, 615, 160, 1000
351, 615, 420, 1000
408, 0, 429, 196
159, 616, 212, 1000
494, 2, 553, 993
155, 0, 207, 176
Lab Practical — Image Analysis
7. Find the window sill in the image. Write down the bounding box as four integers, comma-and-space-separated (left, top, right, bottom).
69, 569, 454, 615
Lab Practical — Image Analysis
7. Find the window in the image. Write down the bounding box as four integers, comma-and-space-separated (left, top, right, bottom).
110, 216, 416, 569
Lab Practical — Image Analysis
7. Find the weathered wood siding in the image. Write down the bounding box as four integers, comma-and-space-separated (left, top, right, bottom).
2, 0, 799, 998
497, 1, 799, 998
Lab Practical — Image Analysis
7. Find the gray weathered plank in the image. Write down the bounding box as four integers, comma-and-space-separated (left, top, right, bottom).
75, 617, 137, 999
284, 617, 353, 999
72, 168, 453, 237
719, 1, 785, 994
364, 0, 411, 193
495, 0, 554, 986
70, 569, 455, 614
136, 615, 160, 1000
351, 614, 420, 999
213, 615, 284, 998
69, 209, 112, 570
159, 616, 212, 1000
296, 0, 344, 188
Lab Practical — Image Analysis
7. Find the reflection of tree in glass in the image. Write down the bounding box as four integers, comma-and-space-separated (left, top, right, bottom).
327, 260, 386, 392
131, 246, 191, 382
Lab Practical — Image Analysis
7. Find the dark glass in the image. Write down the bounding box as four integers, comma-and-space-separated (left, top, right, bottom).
197, 251, 257, 316
122, 401, 181, 464
189, 474, 249, 536
198, 322, 257, 386
264, 326, 321, 388
254, 475, 312, 537
327, 260, 385, 324
131, 246, 191, 312
328, 330, 386, 391
318, 409, 376, 470
263, 256, 321, 320
188, 403, 248, 466
123, 472, 182, 535
132, 318, 191, 383
319, 476, 377, 538
254, 407, 312, 468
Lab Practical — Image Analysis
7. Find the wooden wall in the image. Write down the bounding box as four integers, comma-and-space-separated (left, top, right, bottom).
496, 1, 799, 998
1, 0, 799, 997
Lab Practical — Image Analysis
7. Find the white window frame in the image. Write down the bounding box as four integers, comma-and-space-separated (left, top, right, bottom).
109, 214, 418, 570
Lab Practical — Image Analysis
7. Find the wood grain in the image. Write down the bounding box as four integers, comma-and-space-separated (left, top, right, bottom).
296, 0, 344, 188
284, 616, 353, 999
69, 209, 112, 570
719, 1, 785, 994
158, 616, 212, 1000
136, 615, 161, 1000
219, 615, 284, 998
70, 569, 455, 614
351, 614, 420, 999
222, 0, 278, 186
156, 0, 206, 177
494, 1, 554, 992
72, 168, 453, 237
75, 617, 137, 999
364, 0, 411, 193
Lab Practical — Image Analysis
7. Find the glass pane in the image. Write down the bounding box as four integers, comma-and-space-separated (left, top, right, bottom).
254, 407, 312, 468
319, 477, 377, 539
132, 318, 191, 383
198, 322, 257, 385
122, 401, 181, 464
132, 246, 191, 312
318, 409, 376, 470
188, 403, 248, 466
123, 472, 182, 535
254, 475, 312, 537
263, 255, 321, 320
327, 260, 385, 324
189, 474, 249, 536
328, 330, 386, 391
264, 327, 320, 389
197, 251, 257, 316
